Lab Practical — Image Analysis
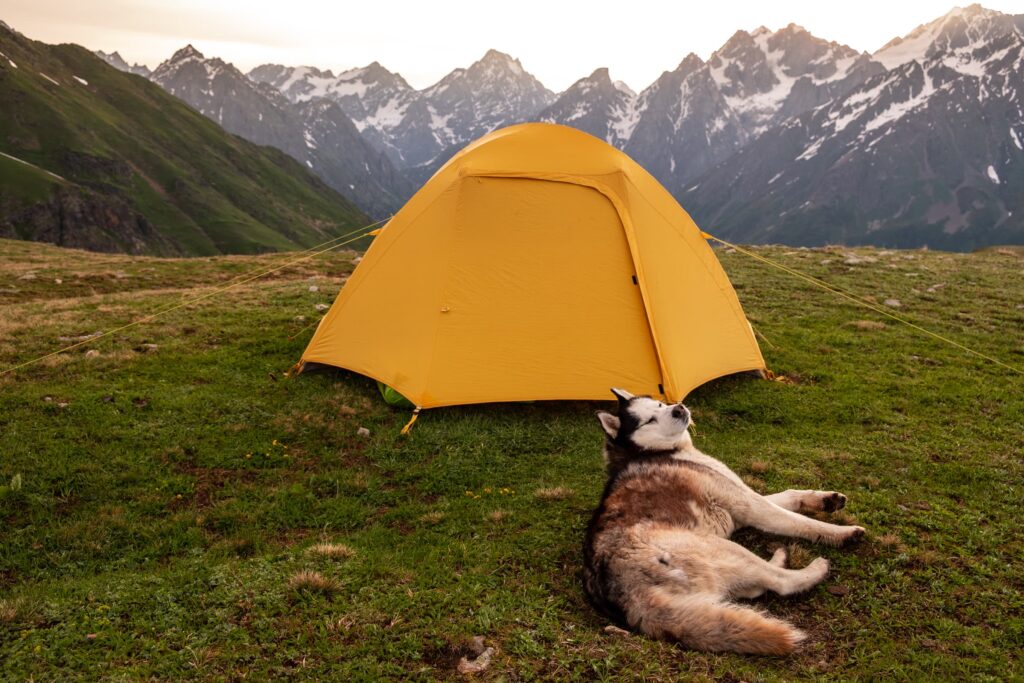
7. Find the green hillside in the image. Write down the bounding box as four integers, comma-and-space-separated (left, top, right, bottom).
0, 239, 1021, 679
0, 26, 368, 256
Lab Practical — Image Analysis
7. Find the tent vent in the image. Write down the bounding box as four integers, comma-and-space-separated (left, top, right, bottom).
658, 383, 664, 395
631, 275, 638, 285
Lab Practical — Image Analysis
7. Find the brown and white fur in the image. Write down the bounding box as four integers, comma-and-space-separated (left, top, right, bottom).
583, 388, 865, 655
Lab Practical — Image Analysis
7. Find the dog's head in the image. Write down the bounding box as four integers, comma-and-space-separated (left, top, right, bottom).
596, 388, 691, 473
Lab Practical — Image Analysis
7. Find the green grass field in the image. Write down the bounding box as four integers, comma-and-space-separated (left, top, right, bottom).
1, 237, 1022, 680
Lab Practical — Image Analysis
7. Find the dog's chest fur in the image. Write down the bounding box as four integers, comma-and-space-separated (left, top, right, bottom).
596, 456, 735, 538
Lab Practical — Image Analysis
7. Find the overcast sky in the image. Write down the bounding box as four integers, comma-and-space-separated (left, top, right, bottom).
4, 1, 1022, 91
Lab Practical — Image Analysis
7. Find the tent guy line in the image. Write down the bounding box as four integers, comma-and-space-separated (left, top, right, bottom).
701, 232, 1024, 376
0, 217, 390, 378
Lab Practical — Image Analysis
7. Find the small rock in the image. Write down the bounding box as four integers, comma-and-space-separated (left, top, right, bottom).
826, 584, 850, 596
86, 633, 97, 641
54, 278, 62, 284
603, 624, 631, 637
57, 401, 69, 408
883, 299, 902, 308
294, 315, 307, 322
820, 259, 833, 265
357, 427, 370, 437
308, 285, 319, 293
926, 283, 946, 293
85, 349, 100, 358
315, 303, 329, 311
17, 271, 36, 280
457, 646, 494, 674
43, 396, 53, 402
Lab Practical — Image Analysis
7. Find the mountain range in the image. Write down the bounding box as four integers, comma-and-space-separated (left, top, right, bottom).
0, 22, 367, 256
8, 4, 1022, 253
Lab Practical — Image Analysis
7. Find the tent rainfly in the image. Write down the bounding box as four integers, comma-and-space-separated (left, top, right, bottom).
297, 122, 765, 409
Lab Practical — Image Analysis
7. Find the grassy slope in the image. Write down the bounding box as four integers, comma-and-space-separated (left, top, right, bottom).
0, 30, 367, 255
0, 238, 1022, 680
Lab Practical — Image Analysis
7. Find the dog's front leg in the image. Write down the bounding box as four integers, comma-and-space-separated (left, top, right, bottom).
732, 493, 864, 546
764, 489, 848, 514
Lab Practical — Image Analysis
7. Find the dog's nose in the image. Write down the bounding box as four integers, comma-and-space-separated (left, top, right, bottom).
672, 405, 688, 420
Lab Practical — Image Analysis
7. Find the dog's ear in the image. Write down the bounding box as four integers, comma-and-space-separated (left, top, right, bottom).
610, 387, 633, 405
597, 411, 620, 440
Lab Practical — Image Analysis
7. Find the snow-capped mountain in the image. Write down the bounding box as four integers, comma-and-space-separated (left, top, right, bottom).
622, 54, 748, 187
248, 61, 419, 165
706, 24, 883, 136
95, 50, 151, 78
90, 4, 1024, 250
874, 3, 1024, 69
540, 25, 882, 187
150, 45, 412, 217
538, 68, 640, 148
682, 6, 1024, 250
253, 50, 554, 175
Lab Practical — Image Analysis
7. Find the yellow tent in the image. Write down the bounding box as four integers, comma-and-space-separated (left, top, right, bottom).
298, 122, 765, 409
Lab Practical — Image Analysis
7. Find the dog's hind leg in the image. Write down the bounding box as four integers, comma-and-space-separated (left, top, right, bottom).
647, 530, 828, 600
701, 537, 829, 600
764, 490, 848, 513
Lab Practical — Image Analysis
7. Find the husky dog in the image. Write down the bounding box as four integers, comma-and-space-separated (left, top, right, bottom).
583, 388, 865, 655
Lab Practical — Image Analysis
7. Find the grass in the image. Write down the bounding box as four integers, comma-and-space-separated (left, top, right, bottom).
0, 30, 368, 256
0, 237, 1022, 680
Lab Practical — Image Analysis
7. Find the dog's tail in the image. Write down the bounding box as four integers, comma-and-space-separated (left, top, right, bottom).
635, 588, 805, 655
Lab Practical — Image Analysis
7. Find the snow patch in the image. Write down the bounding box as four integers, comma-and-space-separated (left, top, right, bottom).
73, 75, 88, 86
39, 72, 60, 86
1011, 127, 1023, 150
986, 165, 999, 183
303, 129, 317, 149
797, 137, 824, 161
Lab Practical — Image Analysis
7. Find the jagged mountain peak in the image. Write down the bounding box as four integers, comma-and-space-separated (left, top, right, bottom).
676, 53, 706, 73
874, 4, 1019, 69
95, 50, 152, 77
170, 44, 204, 62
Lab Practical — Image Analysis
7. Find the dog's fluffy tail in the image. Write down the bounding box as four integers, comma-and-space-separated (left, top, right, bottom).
635, 588, 805, 655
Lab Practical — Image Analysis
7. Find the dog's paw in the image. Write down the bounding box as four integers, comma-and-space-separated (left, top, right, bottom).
841, 526, 865, 546
806, 557, 830, 582
821, 492, 847, 513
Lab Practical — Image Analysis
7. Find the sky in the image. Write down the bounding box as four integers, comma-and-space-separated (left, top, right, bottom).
3, 0, 1023, 92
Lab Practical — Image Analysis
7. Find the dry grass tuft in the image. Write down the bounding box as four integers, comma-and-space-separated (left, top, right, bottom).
487, 509, 511, 522
287, 570, 341, 596
748, 460, 771, 474
534, 486, 574, 501
308, 542, 355, 559
876, 533, 906, 552
419, 511, 446, 525
849, 319, 887, 331
786, 544, 816, 569
0, 597, 37, 626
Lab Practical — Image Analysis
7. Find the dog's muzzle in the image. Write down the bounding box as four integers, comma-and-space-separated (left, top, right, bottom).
671, 404, 690, 423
